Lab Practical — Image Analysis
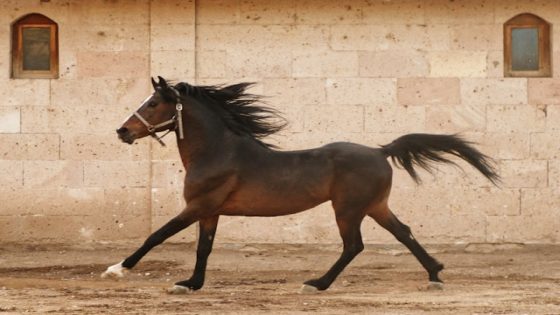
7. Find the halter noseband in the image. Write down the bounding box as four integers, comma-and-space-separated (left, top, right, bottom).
133, 87, 185, 146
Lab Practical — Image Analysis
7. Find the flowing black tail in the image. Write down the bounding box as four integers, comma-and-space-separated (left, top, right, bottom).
381, 133, 500, 185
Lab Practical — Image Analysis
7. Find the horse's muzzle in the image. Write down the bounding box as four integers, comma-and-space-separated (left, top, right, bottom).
116, 127, 135, 144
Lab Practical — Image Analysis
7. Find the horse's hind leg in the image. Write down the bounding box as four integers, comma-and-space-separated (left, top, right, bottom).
169, 215, 219, 294
369, 207, 444, 285
303, 214, 365, 292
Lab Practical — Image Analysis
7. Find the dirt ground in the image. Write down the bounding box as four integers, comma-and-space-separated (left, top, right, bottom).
0, 242, 559, 315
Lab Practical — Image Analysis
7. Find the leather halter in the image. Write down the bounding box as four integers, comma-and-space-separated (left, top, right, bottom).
133, 87, 184, 146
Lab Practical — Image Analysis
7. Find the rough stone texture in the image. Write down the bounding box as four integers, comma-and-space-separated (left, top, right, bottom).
0, 0, 559, 245
397, 78, 460, 106
0, 106, 20, 133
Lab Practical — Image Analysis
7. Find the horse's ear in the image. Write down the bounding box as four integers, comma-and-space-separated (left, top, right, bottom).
157, 76, 168, 88
151, 77, 158, 90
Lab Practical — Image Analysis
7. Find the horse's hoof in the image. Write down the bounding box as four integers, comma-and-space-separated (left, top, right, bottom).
427, 281, 444, 291
101, 261, 127, 279
167, 285, 194, 295
299, 284, 319, 294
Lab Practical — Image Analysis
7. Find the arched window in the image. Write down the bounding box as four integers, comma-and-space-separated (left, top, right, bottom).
11, 13, 59, 79
504, 13, 551, 77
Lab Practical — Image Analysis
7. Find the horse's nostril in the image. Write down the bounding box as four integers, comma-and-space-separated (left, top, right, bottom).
116, 127, 128, 135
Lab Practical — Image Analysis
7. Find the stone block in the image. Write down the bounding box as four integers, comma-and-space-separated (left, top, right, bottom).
196, 0, 239, 24
359, 50, 429, 78
150, 0, 195, 25
196, 50, 227, 79
60, 133, 150, 161
276, 103, 305, 133
22, 105, 133, 135
0, 30, 7, 80
0, 214, 150, 243
547, 105, 560, 131
304, 105, 363, 133
50, 78, 150, 108
387, 188, 487, 243
197, 25, 329, 51
425, 0, 495, 24
487, 188, 560, 243
486, 51, 504, 78
151, 142, 182, 161
0, 160, 23, 187
330, 25, 437, 51
293, 50, 359, 78
450, 24, 502, 51
64, 0, 150, 25
0, 106, 20, 133
262, 78, 326, 107
150, 50, 195, 78
528, 79, 560, 105
77, 51, 149, 78
150, 24, 195, 51
499, 159, 548, 188
461, 78, 527, 105
58, 50, 78, 79
0, 79, 50, 106
487, 104, 545, 133
360, 0, 425, 25
294, 0, 363, 25
530, 132, 560, 160
0, 187, 104, 216
550, 160, 560, 187
425, 104, 486, 133
397, 78, 460, 106
0, 134, 59, 160
425, 25, 452, 51
326, 78, 396, 106
152, 161, 185, 188
60, 23, 150, 52
365, 104, 425, 133
104, 187, 150, 217
84, 161, 150, 188
239, 0, 296, 24
23, 160, 83, 188
226, 48, 292, 78
417, 186, 519, 216
472, 132, 530, 160
429, 51, 487, 77
152, 188, 186, 217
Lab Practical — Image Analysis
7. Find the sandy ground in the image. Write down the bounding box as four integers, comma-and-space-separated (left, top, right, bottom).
0, 242, 559, 314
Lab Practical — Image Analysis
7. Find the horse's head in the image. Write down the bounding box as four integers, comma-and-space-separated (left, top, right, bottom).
117, 76, 183, 145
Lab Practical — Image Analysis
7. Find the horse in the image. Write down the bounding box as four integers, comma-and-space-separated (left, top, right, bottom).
102, 76, 500, 294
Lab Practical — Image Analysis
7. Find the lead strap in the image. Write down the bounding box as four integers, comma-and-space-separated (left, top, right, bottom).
176, 103, 184, 140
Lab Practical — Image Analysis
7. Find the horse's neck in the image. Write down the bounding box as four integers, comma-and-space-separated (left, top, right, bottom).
175, 104, 229, 169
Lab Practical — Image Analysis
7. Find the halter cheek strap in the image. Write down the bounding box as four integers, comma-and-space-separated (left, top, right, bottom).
133, 87, 185, 147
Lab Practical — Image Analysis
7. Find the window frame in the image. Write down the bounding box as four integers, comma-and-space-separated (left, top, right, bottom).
504, 13, 551, 78
11, 13, 59, 79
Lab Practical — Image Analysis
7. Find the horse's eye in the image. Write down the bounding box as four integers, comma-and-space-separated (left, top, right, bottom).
148, 101, 157, 107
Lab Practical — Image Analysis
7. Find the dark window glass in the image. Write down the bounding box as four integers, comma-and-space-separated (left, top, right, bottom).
504, 13, 551, 77
511, 28, 539, 71
22, 27, 51, 71
11, 13, 58, 79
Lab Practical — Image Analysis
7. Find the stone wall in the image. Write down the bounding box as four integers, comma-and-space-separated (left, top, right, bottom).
0, 0, 558, 245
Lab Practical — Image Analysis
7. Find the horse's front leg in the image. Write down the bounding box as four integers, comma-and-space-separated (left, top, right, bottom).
101, 209, 198, 279
168, 215, 219, 294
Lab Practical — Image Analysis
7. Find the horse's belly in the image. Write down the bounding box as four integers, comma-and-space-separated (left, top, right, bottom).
220, 190, 328, 217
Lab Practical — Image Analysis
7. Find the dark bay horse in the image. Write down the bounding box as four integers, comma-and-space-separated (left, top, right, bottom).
102, 76, 499, 294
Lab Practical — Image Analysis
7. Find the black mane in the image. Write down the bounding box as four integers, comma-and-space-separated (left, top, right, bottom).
174, 82, 286, 148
